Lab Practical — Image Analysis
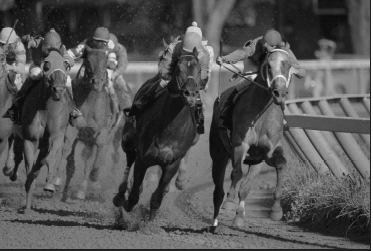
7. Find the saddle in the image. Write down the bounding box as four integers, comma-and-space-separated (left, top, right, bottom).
218, 82, 252, 130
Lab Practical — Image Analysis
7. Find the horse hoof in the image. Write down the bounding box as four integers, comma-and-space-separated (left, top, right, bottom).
76, 190, 86, 200
53, 177, 62, 187
270, 209, 283, 221
2, 166, 13, 176
113, 194, 124, 207
19, 207, 32, 215
43, 183, 56, 193
175, 179, 186, 191
233, 215, 245, 228
222, 200, 236, 211
10, 171, 18, 182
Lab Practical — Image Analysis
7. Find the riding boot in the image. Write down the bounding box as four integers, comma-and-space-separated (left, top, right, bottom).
196, 103, 205, 134
66, 84, 83, 119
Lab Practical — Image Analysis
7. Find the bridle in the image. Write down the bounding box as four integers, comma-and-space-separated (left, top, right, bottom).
260, 48, 292, 88
175, 54, 200, 92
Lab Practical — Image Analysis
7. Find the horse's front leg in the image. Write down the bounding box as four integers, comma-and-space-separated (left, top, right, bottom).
23, 139, 40, 212
42, 132, 65, 193
223, 144, 248, 210
233, 163, 262, 227
76, 143, 97, 200
265, 145, 287, 221
7, 135, 24, 182
149, 159, 180, 220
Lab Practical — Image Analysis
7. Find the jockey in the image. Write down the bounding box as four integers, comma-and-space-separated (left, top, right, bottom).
0, 27, 26, 91
4, 28, 76, 123
67, 27, 130, 118
216, 29, 300, 128
130, 21, 213, 134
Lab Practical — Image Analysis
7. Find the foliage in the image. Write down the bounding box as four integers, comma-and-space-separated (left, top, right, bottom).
281, 167, 370, 241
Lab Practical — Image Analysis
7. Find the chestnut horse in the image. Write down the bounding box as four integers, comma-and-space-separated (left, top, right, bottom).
210, 44, 304, 229
19, 50, 73, 211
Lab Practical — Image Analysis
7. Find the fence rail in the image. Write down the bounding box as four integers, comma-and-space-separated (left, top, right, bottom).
284, 94, 370, 179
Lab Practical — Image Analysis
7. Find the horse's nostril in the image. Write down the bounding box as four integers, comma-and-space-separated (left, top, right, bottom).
273, 90, 280, 98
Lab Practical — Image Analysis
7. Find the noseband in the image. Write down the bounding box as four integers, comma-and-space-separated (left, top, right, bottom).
175, 54, 199, 92
261, 48, 291, 88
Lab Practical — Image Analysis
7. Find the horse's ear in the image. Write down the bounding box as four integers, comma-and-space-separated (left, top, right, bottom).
290, 66, 306, 79
192, 47, 198, 58
162, 38, 168, 48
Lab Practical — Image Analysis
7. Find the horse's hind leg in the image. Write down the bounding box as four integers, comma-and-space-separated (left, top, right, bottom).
149, 159, 180, 220
2, 135, 13, 176
265, 146, 287, 221
211, 148, 229, 228
233, 163, 262, 227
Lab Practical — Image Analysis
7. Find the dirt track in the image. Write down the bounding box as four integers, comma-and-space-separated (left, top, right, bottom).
0, 113, 369, 249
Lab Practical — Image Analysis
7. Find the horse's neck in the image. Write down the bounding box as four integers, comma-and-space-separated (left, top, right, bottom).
144, 93, 194, 133
233, 84, 272, 122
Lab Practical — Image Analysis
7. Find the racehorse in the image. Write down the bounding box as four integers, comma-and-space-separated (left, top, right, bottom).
0, 47, 21, 181
113, 47, 201, 221
210, 43, 304, 229
61, 44, 121, 201
19, 50, 73, 211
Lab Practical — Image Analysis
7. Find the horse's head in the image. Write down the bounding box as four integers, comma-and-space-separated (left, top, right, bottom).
84, 45, 108, 91
43, 50, 68, 101
261, 43, 305, 106
173, 47, 201, 107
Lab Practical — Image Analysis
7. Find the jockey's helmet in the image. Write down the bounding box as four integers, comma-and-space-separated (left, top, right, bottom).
0, 27, 19, 44
43, 28, 62, 50
92, 27, 110, 43
183, 21, 203, 52
263, 29, 283, 47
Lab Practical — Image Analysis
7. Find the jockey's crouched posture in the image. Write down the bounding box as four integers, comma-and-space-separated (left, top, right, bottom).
129, 22, 213, 134
0, 27, 26, 99
216, 29, 300, 129
4, 28, 76, 123
67, 27, 131, 122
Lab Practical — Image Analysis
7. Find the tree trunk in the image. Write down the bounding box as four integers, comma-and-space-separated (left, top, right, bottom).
346, 0, 370, 56
205, 0, 236, 55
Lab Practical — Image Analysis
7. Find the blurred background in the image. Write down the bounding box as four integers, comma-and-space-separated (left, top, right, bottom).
0, 0, 370, 99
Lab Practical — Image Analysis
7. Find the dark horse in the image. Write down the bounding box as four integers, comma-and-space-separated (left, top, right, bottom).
0, 47, 21, 181
113, 48, 201, 221
18, 50, 73, 211
210, 44, 304, 229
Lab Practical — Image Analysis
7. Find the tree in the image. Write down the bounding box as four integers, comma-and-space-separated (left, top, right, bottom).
345, 0, 370, 56
192, 0, 236, 55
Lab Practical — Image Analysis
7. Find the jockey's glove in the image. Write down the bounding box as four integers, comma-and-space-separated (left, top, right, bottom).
160, 79, 170, 88
216, 56, 223, 66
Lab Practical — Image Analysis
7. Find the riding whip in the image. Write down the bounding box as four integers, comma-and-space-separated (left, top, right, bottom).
5, 19, 19, 47
218, 39, 223, 99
